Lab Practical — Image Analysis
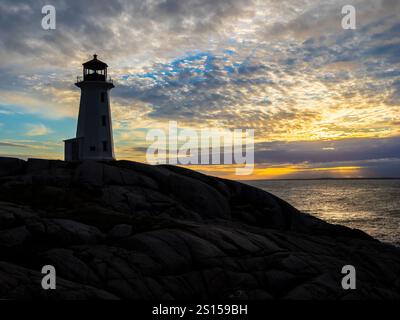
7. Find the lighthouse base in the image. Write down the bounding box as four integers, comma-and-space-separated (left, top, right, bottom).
64, 137, 83, 161
64, 137, 115, 161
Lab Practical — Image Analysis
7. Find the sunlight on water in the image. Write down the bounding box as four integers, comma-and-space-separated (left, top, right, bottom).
246, 179, 400, 246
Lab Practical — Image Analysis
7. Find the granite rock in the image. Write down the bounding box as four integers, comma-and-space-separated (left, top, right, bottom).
0, 158, 399, 300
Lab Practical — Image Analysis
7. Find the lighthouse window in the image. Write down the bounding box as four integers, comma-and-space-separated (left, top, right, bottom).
102, 141, 108, 152
101, 92, 106, 102
101, 115, 107, 126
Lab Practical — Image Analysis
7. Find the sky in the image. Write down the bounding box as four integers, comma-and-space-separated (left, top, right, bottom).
0, 0, 399, 180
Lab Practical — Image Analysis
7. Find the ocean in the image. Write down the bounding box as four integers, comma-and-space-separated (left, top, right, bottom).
246, 179, 400, 246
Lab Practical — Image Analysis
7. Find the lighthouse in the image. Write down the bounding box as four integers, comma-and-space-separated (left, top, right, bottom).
64, 54, 115, 161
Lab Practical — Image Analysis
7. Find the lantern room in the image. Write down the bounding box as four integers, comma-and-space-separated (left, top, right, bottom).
82, 54, 108, 81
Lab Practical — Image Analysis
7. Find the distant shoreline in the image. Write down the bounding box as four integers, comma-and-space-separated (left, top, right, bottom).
243, 177, 400, 182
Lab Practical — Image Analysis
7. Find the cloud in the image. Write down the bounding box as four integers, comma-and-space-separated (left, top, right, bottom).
0, 0, 255, 67
254, 136, 400, 164
0, 0, 399, 178
0, 141, 28, 148
0, 109, 13, 115
25, 123, 53, 136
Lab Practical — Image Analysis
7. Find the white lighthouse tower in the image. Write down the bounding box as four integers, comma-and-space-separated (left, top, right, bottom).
65, 54, 115, 161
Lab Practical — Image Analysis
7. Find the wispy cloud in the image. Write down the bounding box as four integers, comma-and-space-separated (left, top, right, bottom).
25, 123, 53, 136
0, 141, 28, 148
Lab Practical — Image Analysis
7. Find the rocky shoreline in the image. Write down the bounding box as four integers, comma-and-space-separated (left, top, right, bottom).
0, 157, 399, 299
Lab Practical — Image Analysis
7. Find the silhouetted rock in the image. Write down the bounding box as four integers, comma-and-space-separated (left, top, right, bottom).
0, 157, 399, 300
0, 157, 25, 177
108, 224, 133, 238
